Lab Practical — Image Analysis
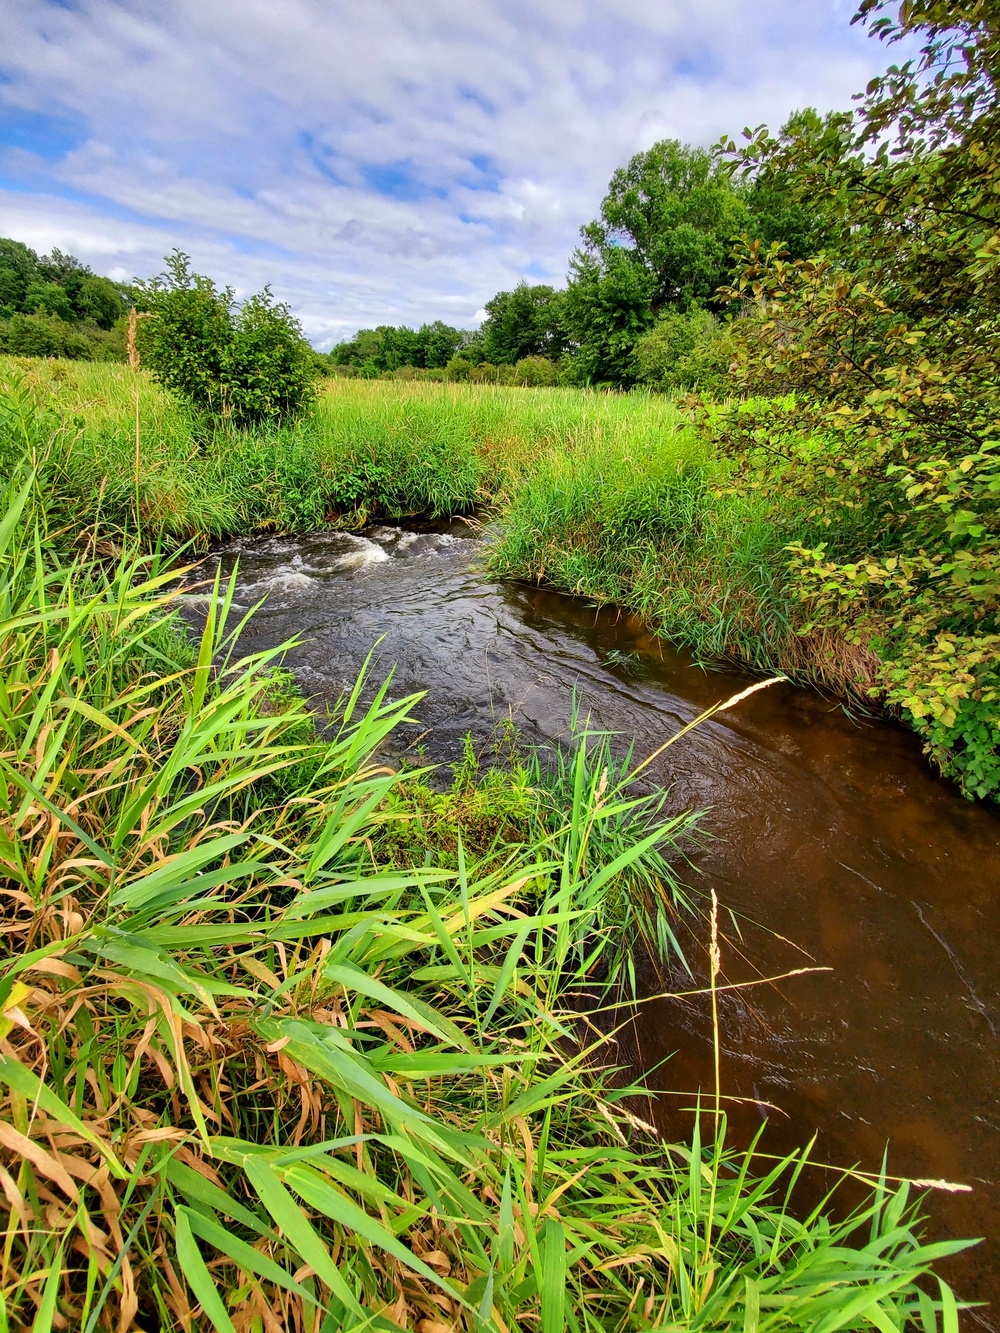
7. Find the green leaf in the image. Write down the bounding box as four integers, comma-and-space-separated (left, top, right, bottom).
180, 1206, 321, 1311
242, 1155, 366, 1317
174, 1208, 238, 1333
539, 1218, 566, 1333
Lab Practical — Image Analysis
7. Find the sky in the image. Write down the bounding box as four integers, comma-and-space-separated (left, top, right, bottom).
0, 0, 899, 348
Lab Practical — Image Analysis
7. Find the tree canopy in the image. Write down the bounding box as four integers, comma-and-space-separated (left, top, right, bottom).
329, 321, 470, 374
0, 237, 130, 360
559, 134, 830, 385
480, 283, 566, 364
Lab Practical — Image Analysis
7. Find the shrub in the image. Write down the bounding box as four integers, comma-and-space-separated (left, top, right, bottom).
513, 354, 558, 386
0, 311, 93, 359
444, 354, 473, 381
136, 249, 315, 426
634, 306, 731, 393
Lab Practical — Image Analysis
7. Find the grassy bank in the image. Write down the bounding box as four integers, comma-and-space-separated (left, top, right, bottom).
0, 357, 690, 538
4, 355, 996, 797
0, 366, 975, 1327
487, 393, 1000, 800
485, 421, 805, 679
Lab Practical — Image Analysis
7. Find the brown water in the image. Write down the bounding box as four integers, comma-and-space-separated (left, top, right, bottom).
189, 523, 1000, 1314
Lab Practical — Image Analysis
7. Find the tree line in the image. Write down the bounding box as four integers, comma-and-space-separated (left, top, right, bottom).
0, 238, 130, 360
327, 127, 830, 388
0, 123, 830, 393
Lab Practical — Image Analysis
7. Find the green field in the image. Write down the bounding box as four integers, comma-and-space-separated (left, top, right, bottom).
0, 358, 693, 530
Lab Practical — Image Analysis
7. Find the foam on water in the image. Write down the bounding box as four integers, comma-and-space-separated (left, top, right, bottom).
241, 567, 318, 598
332, 538, 391, 570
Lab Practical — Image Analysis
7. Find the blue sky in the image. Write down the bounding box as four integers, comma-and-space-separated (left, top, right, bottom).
0, 0, 897, 348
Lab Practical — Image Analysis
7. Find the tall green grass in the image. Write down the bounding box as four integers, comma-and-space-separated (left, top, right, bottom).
0, 358, 694, 540
486, 423, 816, 677
0, 358, 816, 686
3, 353, 989, 767
0, 390, 976, 1327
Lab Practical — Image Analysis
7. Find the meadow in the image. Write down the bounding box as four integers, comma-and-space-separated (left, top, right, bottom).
0, 357, 852, 701
0, 358, 697, 529
2, 358, 799, 671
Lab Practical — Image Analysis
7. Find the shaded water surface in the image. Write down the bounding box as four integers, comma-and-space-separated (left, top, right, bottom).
192, 523, 1000, 1314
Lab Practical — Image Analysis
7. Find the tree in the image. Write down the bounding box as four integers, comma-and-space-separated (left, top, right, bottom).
414, 320, 464, 368
742, 110, 840, 263
562, 140, 750, 385
579, 141, 749, 314
633, 307, 728, 393
72, 274, 128, 329
0, 237, 129, 356
713, 0, 1000, 797
480, 283, 566, 364
136, 250, 315, 425
562, 248, 655, 385
24, 282, 74, 323
329, 320, 465, 373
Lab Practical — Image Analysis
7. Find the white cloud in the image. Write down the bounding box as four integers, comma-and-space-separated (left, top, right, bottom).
0, 0, 898, 346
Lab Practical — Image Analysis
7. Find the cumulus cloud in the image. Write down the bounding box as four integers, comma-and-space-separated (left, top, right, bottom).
0, 0, 895, 346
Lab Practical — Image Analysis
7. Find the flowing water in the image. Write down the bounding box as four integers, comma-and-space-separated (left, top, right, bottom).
188, 522, 1000, 1314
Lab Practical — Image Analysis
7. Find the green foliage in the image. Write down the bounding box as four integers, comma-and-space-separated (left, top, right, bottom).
480, 281, 566, 364
375, 732, 541, 869
0, 439, 974, 1329
0, 311, 122, 361
560, 139, 765, 387
444, 353, 473, 381
634, 306, 731, 393
0, 235, 130, 360
24, 279, 74, 322
563, 246, 655, 386
513, 354, 559, 386
581, 140, 749, 314
329, 319, 470, 374
705, 1, 1000, 795
560, 137, 808, 387
136, 250, 315, 427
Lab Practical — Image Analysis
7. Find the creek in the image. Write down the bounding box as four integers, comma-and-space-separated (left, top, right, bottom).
188, 521, 1000, 1315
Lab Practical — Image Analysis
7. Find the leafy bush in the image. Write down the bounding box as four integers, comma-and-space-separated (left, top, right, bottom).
0, 310, 125, 361
635, 306, 731, 393
513, 354, 558, 386
444, 353, 473, 381
136, 249, 315, 426
468, 361, 517, 384
706, 1, 1000, 795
